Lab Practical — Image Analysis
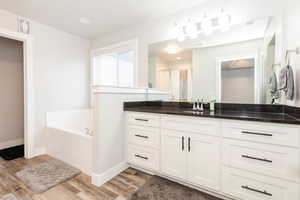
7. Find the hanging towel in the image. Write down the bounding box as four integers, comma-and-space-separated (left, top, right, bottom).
279, 66, 287, 90
286, 65, 294, 100
268, 72, 279, 100
278, 65, 294, 100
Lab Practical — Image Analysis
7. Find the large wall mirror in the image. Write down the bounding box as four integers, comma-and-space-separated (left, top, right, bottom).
148, 16, 282, 104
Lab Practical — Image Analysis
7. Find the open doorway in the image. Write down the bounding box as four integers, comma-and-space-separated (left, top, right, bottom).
216, 56, 258, 104
0, 36, 25, 160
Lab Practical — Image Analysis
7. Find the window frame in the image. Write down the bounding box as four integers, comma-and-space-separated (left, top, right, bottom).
90, 39, 138, 88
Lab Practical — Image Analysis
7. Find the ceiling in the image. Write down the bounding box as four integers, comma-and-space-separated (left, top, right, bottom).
149, 40, 193, 63
221, 59, 255, 70
0, 0, 208, 39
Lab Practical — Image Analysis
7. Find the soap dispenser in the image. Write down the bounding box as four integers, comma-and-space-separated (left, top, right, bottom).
209, 98, 216, 112
196, 99, 200, 111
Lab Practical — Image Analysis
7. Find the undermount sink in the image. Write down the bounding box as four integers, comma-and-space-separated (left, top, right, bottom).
183, 110, 203, 114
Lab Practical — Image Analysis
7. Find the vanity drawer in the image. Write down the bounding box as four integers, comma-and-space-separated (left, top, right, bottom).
223, 139, 299, 181
128, 125, 160, 149
222, 167, 299, 200
222, 121, 299, 147
127, 112, 160, 127
161, 115, 221, 137
128, 145, 159, 171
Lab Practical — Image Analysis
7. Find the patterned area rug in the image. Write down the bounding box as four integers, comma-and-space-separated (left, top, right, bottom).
16, 159, 80, 193
129, 176, 223, 200
0, 194, 17, 200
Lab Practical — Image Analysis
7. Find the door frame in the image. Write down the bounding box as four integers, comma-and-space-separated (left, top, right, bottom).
216, 54, 260, 103
0, 27, 35, 158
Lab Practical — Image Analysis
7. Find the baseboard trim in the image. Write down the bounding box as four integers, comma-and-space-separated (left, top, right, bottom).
92, 162, 129, 187
0, 138, 24, 150
34, 147, 46, 157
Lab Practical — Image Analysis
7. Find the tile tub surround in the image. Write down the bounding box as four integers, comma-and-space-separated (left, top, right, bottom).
124, 101, 300, 125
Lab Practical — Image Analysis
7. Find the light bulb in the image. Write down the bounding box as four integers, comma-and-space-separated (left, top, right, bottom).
186, 19, 198, 39
202, 15, 213, 35
219, 9, 231, 32
165, 45, 181, 54
176, 25, 185, 42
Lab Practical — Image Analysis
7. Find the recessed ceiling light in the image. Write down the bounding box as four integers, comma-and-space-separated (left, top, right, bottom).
80, 17, 92, 24
176, 57, 181, 60
165, 45, 181, 54
245, 20, 254, 26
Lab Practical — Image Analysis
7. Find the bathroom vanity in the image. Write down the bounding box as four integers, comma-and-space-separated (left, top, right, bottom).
124, 101, 300, 200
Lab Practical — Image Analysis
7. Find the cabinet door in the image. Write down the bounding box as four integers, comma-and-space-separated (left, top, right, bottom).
187, 133, 221, 191
161, 129, 187, 180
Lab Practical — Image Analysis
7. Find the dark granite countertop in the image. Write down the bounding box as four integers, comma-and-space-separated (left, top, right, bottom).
124, 101, 300, 125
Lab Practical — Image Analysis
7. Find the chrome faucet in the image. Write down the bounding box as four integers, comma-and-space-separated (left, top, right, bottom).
192, 99, 205, 111
200, 99, 204, 111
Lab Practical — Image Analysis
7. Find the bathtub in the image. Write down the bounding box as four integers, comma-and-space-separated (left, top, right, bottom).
46, 109, 93, 175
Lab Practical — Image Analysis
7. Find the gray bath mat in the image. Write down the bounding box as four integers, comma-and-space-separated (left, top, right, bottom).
16, 159, 80, 193
129, 176, 223, 200
0, 194, 17, 200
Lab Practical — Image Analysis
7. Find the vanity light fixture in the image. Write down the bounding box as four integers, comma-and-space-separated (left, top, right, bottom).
175, 24, 186, 42
176, 57, 182, 60
175, 9, 232, 42
218, 9, 231, 32
185, 19, 198, 39
202, 14, 213, 36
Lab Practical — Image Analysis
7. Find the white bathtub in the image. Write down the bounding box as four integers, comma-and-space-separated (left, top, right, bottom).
46, 109, 93, 175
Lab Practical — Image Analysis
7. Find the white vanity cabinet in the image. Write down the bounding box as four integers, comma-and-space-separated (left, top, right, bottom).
161, 129, 187, 180
161, 130, 221, 190
126, 111, 300, 200
186, 133, 221, 190
126, 112, 160, 171
161, 115, 222, 191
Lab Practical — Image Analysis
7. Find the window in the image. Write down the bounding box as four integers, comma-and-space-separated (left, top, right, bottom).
92, 40, 137, 87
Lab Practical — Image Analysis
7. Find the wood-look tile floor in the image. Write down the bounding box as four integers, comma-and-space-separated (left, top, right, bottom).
0, 155, 152, 200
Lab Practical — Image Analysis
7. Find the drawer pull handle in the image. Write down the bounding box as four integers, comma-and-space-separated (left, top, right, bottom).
241, 185, 272, 196
241, 155, 272, 163
134, 134, 149, 139
134, 154, 148, 160
188, 137, 191, 152
135, 118, 149, 122
182, 136, 184, 151
241, 131, 272, 137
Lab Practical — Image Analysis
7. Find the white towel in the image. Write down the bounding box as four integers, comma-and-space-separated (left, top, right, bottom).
279, 65, 294, 100
279, 66, 287, 90
268, 72, 279, 100
286, 65, 294, 100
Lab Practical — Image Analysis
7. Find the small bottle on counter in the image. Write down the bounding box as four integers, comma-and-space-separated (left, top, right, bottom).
209, 98, 216, 112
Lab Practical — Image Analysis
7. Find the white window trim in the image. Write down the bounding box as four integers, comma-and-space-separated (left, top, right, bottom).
90, 38, 138, 106
90, 39, 138, 86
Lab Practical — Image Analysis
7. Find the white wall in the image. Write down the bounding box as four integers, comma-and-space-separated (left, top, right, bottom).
283, 0, 300, 107
92, 0, 283, 88
0, 9, 91, 154
92, 87, 171, 186
0, 37, 24, 149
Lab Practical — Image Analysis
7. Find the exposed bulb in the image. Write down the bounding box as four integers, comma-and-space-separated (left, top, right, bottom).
202, 14, 213, 35
219, 9, 231, 32
185, 19, 198, 39
175, 24, 185, 42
